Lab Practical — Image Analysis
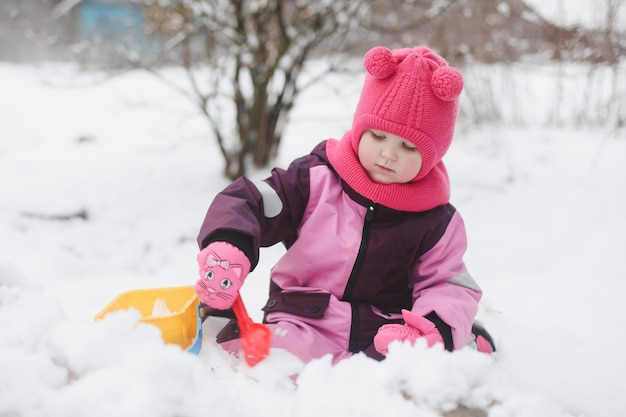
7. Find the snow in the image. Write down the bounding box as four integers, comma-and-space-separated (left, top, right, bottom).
1, 60, 625, 417
151, 299, 173, 317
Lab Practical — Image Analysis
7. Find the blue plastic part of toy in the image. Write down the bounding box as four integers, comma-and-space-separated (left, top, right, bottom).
186, 303, 204, 355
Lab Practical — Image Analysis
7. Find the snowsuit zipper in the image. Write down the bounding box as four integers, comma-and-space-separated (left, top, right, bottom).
343, 202, 376, 352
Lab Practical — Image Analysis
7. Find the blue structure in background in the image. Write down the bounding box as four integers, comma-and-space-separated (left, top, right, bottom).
77, 0, 161, 65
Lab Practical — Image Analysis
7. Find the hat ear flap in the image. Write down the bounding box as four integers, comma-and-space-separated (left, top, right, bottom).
364, 46, 398, 79
430, 67, 463, 101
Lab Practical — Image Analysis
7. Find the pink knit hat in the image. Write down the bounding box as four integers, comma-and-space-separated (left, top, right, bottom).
327, 46, 463, 212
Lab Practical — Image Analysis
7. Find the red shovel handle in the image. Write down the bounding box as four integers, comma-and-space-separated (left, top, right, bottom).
232, 296, 252, 326
232, 295, 271, 366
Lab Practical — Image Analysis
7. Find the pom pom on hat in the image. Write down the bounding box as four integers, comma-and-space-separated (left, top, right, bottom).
431, 67, 463, 101
364, 46, 397, 79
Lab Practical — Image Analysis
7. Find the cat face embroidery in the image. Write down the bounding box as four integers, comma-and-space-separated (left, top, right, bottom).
196, 251, 245, 309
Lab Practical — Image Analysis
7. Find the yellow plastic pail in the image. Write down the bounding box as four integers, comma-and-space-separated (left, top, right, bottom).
94, 286, 202, 353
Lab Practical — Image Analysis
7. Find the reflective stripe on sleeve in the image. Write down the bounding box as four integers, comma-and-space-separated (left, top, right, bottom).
447, 272, 481, 291
253, 180, 283, 218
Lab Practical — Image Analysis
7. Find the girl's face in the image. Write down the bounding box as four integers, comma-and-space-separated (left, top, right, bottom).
357, 129, 423, 184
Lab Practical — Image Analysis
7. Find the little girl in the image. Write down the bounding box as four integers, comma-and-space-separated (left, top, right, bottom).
195, 45, 495, 364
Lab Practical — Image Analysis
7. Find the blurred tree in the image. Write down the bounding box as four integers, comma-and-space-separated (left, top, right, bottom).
0, 0, 73, 62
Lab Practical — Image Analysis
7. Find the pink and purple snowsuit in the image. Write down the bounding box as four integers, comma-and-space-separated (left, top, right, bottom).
197, 141, 482, 364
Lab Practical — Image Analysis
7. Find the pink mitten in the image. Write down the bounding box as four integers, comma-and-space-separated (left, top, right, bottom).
373, 309, 444, 355
194, 241, 251, 310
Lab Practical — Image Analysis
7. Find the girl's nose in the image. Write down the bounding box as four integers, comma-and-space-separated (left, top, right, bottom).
380, 144, 397, 161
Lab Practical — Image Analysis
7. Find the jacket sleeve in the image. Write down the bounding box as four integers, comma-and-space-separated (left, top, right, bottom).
410, 210, 482, 350
196, 151, 319, 270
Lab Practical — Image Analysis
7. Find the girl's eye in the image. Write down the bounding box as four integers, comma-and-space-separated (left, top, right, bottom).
403, 143, 418, 151
204, 271, 215, 281
220, 279, 232, 289
370, 130, 385, 140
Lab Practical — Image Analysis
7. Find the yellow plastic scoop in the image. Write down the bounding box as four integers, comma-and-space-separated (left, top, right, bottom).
95, 285, 203, 354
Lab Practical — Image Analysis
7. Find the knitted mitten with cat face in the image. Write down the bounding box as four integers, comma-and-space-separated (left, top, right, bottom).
195, 241, 251, 310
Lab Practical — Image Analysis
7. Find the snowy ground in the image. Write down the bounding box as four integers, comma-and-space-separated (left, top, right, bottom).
1, 62, 625, 417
